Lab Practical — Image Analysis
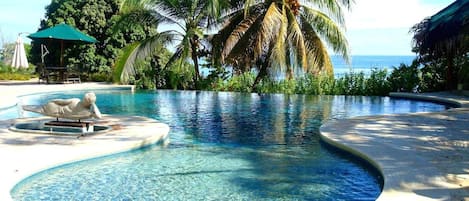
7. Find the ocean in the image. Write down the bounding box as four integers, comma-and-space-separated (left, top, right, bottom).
200, 55, 416, 77
331, 55, 415, 76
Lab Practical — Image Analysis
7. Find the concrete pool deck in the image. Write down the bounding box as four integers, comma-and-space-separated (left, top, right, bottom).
0, 81, 170, 201
321, 92, 469, 201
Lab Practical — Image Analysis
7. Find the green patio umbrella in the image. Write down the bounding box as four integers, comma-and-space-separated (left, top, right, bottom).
28, 23, 97, 66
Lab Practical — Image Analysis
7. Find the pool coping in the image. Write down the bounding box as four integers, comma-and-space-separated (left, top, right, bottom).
0, 82, 170, 201
320, 92, 469, 200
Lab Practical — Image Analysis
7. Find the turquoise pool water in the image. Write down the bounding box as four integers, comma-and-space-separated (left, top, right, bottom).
10, 90, 447, 200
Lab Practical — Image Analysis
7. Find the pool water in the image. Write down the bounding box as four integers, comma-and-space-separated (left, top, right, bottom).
10, 90, 447, 200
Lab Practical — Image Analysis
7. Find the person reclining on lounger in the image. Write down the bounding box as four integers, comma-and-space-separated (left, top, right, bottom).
22, 92, 102, 121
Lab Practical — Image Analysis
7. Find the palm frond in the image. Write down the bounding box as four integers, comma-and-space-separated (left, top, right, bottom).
117, 31, 175, 84
211, 4, 263, 64
286, 8, 307, 69
244, 0, 255, 17
269, 6, 289, 75
165, 47, 184, 69
223, 16, 264, 70
223, 14, 260, 60
255, 2, 283, 60
206, 0, 231, 18
165, 33, 191, 70
301, 6, 349, 62
300, 18, 333, 75
303, 0, 351, 26
114, 42, 140, 84
153, 0, 187, 28
138, 31, 175, 57
114, 1, 162, 34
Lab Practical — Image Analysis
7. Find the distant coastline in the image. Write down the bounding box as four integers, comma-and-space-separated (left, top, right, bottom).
332, 55, 415, 76
200, 55, 416, 77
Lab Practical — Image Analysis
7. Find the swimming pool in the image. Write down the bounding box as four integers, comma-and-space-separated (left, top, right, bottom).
10, 90, 447, 200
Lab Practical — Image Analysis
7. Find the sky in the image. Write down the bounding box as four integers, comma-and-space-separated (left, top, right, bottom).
0, 0, 456, 56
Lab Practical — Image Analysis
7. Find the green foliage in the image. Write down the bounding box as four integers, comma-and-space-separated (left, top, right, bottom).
24, 43, 32, 62
118, 0, 230, 88
88, 72, 112, 82
113, 43, 139, 83
118, 47, 195, 90
365, 69, 391, 96
209, 72, 255, 93
330, 68, 394, 96
415, 55, 469, 92
458, 56, 469, 89
132, 59, 155, 89
198, 63, 230, 90
1, 43, 15, 65
334, 72, 366, 95
0, 73, 32, 80
293, 74, 335, 95
388, 61, 420, 92
0, 64, 35, 80
166, 65, 195, 90
207, 69, 394, 96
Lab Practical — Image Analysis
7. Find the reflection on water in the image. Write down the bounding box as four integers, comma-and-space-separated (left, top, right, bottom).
9, 90, 447, 201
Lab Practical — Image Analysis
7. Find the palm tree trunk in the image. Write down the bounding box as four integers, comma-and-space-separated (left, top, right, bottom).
286, 65, 293, 80
252, 60, 270, 89
252, 49, 274, 90
191, 38, 200, 88
191, 50, 200, 82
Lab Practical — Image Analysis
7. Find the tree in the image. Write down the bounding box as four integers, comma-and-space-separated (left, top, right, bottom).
411, 0, 469, 90
118, 0, 230, 88
212, 0, 351, 88
112, 0, 174, 85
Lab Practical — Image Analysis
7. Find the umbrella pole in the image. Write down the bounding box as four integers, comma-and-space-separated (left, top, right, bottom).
60, 40, 64, 66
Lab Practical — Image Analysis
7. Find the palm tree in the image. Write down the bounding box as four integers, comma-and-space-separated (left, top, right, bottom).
113, 0, 174, 84
212, 0, 351, 87
117, 0, 230, 87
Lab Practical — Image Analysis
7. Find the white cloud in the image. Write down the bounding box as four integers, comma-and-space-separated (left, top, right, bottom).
340, 0, 455, 55
345, 0, 454, 30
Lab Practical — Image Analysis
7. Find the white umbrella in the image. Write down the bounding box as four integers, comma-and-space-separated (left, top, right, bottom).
11, 36, 29, 68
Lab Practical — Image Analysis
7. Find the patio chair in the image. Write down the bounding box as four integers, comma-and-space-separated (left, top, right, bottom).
66, 65, 81, 84
36, 63, 49, 84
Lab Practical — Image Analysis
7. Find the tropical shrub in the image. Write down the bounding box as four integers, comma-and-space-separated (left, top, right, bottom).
365, 69, 391, 96
209, 70, 393, 96
388, 61, 420, 92
333, 72, 366, 95
211, 72, 255, 93
0, 63, 36, 80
